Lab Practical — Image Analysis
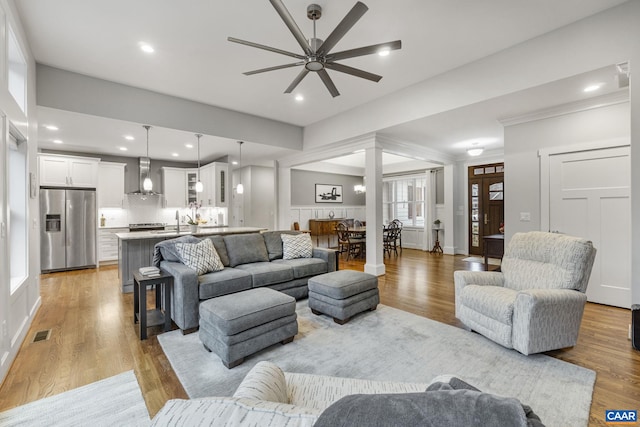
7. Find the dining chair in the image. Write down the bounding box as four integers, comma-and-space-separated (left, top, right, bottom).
383, 221, 400, 257
391, 219, 403, 253
335, 222, 366, 260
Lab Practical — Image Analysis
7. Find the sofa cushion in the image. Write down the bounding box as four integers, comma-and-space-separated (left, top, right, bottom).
206, 235, 230, 267
262, 230, 300, 260
175, 238, 223, 275
223, 234, 269, 267
460, 285, 517, 324
236, 262, 294, 287
198, 268, 253, 300
151, 397, 320, 427
281, 233, 313, 260
273, 258, 328, 279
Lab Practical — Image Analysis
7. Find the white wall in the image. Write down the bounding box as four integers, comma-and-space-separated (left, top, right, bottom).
504, 101, 629, 240
0, 0, 40, 384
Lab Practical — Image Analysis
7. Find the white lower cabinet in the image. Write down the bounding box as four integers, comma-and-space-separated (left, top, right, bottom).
99, 228, 128, 262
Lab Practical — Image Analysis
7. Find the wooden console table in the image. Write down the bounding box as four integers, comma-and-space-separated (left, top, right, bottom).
309, 218, 352, 247
483, 234, 504, 271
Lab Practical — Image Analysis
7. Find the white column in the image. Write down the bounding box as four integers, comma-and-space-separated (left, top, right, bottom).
276, 162, 291, 230
443, 164, 456, 254
364, 143, 385, 276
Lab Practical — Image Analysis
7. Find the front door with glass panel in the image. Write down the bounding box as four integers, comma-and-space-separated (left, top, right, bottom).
468, 163, 504, 256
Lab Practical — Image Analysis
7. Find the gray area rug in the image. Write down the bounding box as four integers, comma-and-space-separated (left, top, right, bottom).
0, 370, 150, 426
159, 302, 595, 427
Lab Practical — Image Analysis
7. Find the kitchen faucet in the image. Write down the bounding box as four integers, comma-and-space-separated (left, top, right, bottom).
175, 210, 180, 233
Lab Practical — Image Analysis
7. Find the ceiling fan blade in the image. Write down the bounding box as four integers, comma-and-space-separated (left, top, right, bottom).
228, 37, 306, 60
325, 62, 382, 82
317, 2, 368, 55
244, 62, 305, 76
329, 40, 402, 61
317, 69, 340, 98
269, 0, 312, 55
284, 69, 310, 93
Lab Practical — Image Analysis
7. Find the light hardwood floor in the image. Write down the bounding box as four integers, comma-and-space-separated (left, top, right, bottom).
0, 249, 638, 426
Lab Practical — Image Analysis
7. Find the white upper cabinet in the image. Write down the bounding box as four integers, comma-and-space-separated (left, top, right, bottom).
214, 163, 229, 208
162, 167, 187, 208
39, 154, 99, 188
198, 164, 214, 207
98, 162, 125, 208
197, 162, 228, 207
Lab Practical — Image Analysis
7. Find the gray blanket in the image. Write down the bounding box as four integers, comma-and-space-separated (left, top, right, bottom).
314, 378, 544, 427
152, 235, 200, 267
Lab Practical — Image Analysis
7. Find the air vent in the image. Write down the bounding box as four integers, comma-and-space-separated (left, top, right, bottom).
32, 329, 51, 343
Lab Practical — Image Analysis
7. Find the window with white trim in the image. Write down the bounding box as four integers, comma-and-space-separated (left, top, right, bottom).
9, 130, 27, 293
382, 175, 426, 227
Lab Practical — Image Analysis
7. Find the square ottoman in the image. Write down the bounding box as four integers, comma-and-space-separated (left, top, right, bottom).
199, 287, 298, 368
308, 270, 379, 324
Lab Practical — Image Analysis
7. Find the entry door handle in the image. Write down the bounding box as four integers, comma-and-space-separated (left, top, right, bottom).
484, 214, 488, 225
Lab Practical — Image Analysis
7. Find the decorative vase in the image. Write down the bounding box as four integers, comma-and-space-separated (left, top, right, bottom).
189, 224, 198, 233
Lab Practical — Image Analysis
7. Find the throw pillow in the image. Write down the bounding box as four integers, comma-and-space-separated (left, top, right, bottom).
175, 238, 224, 275
281, 233, 313, 260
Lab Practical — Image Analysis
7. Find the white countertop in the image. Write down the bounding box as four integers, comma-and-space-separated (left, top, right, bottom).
115, 226, 267, 240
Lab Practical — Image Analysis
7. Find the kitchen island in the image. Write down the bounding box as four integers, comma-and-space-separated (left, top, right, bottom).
116, 227, 266, 293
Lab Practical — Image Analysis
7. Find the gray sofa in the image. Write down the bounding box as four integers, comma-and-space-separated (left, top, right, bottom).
153, 231, 337, 332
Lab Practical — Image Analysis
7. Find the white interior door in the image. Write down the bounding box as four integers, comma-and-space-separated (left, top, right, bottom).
549, 146, 630, 308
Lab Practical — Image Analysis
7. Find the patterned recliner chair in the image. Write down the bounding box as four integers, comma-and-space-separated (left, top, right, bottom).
454, 231, 596, 355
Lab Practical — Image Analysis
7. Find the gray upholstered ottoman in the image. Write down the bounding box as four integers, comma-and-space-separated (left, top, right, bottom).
308, 270, 379, 324
199, 288, 298, 368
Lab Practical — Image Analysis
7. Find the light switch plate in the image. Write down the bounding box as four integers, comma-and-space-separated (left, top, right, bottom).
520, 212, 531, 221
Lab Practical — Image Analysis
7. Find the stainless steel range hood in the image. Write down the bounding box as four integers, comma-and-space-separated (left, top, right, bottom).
127, 157, 161, 195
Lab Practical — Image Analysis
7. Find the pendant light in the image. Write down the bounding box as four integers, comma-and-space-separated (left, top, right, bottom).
195, 133, 203, 193
236, 141, 244, 194
142, 125, 153, 192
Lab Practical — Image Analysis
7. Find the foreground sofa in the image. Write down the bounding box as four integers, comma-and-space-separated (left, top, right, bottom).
455, 231, 596, 355
151, 361, 543, 426
153, 231, 336, 332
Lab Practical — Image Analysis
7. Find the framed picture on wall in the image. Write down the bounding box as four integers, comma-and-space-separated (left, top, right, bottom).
315, 184, 343, 203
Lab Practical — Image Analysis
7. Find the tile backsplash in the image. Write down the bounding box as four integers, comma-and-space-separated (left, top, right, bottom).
99, 194, 227, 228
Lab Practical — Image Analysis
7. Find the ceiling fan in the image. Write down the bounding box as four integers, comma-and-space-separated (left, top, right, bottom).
228, 0, 401, 97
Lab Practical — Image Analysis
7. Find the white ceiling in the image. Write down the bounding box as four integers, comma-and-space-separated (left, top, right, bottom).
17, 0, 629, 170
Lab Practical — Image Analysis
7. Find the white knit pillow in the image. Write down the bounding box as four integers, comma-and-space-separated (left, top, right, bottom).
281, 233, 313, 260
175, 238, 223, 275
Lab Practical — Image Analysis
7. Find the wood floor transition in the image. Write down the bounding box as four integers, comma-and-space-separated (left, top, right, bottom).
0, 249, 637, 425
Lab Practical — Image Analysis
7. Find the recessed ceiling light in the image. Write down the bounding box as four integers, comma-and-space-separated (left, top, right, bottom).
139, 42, 155, 53
295, 94, 304, 101
583, 84, 602, 93
171, 153, 179, 157
124, 135, 134, 141
378, 48, 390, 57
119, 147, 128, 151
232, 161, 238, 165
44, 125, 59, 131
53, 139, 63, 144
185, 143, 194, 149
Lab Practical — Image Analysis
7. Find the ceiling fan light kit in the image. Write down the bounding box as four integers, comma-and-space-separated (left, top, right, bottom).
228, 0, 401, 97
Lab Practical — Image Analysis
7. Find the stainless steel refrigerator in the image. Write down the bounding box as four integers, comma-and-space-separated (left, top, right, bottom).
40, 188, 97, 273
